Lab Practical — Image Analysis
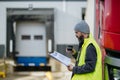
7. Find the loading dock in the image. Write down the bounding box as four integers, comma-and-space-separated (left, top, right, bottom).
0, 1, 87, 79
7, 8, 54, 71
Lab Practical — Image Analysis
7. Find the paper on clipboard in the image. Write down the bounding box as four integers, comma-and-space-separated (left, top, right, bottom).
49, 51, 71, 66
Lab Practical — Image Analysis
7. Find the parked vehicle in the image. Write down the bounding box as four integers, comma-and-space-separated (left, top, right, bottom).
95, 0, 120, 79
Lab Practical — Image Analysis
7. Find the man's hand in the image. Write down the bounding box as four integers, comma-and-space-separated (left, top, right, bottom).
66, 48, 76, 55
67, 64, 74, 71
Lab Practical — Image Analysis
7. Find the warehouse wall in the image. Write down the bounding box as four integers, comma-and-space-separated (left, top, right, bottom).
0, 1, 87, 56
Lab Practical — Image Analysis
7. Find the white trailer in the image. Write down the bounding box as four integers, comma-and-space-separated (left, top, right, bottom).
0, 0, 87, 71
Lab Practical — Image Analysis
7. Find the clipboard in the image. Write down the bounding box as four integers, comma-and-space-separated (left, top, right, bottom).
49, 51, 71, 66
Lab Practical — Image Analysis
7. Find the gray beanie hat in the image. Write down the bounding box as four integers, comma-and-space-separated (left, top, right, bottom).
74, 20, 90, 34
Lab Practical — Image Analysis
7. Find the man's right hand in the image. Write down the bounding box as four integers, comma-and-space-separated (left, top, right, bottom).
67, 64, 74, 71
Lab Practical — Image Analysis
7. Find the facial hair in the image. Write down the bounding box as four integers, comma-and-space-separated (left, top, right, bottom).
76, 34, 84, 44
78, 35, 84, 42
78, 35, 84, 49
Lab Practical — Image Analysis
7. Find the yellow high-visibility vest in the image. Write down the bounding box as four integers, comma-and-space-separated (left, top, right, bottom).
72, 34, 102, 80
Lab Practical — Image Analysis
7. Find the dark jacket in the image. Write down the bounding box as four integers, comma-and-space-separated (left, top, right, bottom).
72, 43, 97, 74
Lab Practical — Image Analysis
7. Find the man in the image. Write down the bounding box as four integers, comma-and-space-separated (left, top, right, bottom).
66, 20, 102, 80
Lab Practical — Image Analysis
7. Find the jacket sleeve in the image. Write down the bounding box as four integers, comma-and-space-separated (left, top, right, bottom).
72, 44, 97, 74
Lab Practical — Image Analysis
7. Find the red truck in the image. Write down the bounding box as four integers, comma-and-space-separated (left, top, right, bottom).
95, 0, 120, 80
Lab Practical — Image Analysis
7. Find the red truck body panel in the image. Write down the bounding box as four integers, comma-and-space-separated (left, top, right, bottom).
95, 0, 120, 79
95, 0, 120, 52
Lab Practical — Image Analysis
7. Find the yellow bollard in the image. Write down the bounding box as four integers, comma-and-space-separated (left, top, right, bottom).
0, 72, 5, 78
46, 71, 53, 80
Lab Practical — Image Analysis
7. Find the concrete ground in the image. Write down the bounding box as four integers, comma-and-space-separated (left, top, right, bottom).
0, 58, 72, 80
1, 71, 72, 80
